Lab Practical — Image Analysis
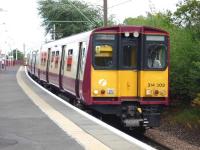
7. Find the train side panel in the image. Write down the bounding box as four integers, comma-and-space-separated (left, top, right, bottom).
36, 31, 92, 101
61, 34, 90, 99
34, 52, 40, 78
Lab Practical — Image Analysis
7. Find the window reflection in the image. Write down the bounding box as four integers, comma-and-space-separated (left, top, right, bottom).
94, 44, 113, 67
147, 44, 166, 69
93, 34, 116, 68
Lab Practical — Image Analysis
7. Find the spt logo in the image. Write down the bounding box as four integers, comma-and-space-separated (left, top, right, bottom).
98, 79, 107, 87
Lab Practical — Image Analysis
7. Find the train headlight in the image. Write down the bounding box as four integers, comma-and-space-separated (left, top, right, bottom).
133, 31, 139, 37
146, 89, 152, 96
93, 90, 99, 95
124, 32, 130, 37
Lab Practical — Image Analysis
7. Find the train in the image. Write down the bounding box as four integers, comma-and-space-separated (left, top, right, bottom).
27, 25, 169, 130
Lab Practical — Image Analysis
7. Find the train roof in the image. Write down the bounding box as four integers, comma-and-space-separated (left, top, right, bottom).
42, 30, 93, 48
42, 25, 169, 48
92, 25, 169, 35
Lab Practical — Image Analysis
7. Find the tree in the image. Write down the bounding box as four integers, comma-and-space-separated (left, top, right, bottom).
174, 0, 200, 39
9, 49, 24, 60
123, 11, 173, 29
173, 0, 200, 101
38, 0, 103, 39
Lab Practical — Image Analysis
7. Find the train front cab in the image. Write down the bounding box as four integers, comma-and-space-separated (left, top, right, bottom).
89, 26, 169, 128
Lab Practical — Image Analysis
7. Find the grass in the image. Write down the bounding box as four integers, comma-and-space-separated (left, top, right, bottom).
163, 106, 200, 129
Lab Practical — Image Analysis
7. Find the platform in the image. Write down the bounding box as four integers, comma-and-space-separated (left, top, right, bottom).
0, 66, 155, 150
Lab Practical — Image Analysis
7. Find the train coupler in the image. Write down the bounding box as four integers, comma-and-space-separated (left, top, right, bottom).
123, 118, 143, 127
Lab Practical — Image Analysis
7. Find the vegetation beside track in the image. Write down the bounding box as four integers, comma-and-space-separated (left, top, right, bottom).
162, 105, 200, 129
158, 104, 200, 147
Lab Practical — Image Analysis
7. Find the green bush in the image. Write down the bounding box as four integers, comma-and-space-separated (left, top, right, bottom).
171, 107, 200, 128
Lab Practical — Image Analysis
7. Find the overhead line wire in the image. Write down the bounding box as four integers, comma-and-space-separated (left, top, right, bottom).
65, 0, 96, 26
108, 0, 132, 9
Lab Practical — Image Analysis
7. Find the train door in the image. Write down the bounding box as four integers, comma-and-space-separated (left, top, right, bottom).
46, 48, 51, 82
59, 45, 66, 88
75, 42, 83, 98
33, 51, 37, 75
35, 52, 40, 78
118, 34, 138, 98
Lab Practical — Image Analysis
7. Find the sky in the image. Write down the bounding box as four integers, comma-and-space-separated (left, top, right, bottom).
0, 0, 180, 54
86, 0, 179, 22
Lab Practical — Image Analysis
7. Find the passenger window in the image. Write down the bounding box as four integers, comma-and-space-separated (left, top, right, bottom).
43, 52, 47, 66
68, 49, 73, 56
66, 49, 73, 71
41, 52, 44, 65
56, 51, 59, 56
82, 48, 85, 57
55, 51, 59, 69
51, 51, 55, 62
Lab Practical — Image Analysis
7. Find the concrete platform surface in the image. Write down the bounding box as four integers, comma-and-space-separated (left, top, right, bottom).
0, 66, 155, 150
0, 66, 84, 150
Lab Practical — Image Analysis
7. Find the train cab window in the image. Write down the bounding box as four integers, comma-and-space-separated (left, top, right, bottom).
122, 45, 137, 67
146, 44, 166, 69
145, 35, 167, 70
94, 45, 113, 66
121, 34, 137, 69
93, 34, 116, 69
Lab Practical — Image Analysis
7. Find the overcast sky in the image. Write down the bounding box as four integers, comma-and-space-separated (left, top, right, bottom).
0, 0, 180, 53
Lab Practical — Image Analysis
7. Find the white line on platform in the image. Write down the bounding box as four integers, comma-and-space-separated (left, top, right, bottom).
25, 66, 156, 150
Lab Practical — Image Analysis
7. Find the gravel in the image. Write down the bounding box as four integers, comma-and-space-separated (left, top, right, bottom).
145, 123, 200, 150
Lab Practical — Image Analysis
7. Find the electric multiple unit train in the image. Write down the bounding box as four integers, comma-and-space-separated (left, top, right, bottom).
27, 25, 169, 129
